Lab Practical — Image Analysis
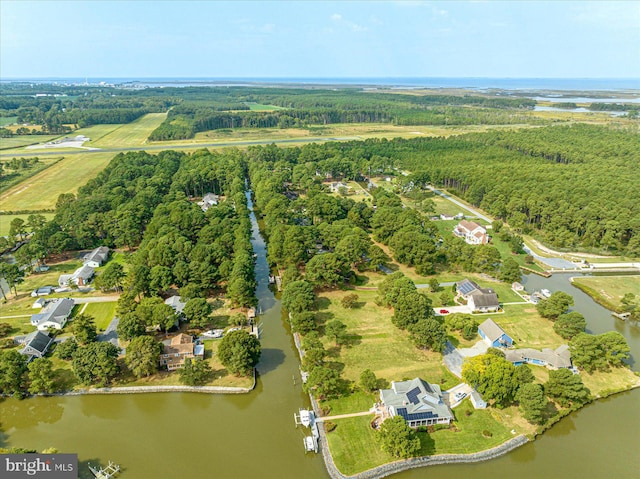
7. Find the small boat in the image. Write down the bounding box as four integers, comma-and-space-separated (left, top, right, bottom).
304, 435, 318, 453
294, 408, 314, 427
540, 289, 551, 298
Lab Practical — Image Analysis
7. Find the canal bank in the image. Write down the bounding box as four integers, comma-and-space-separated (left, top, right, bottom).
1, 197, 639, 479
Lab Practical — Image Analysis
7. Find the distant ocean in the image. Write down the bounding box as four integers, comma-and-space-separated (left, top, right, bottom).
2, 77, 639, 91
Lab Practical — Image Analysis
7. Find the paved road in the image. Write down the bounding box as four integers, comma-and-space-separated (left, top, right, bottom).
70, 296, 119, 304
427, 186, 493, 223
97, 317, 120, 349
0, 136, 359, 159
442, 341, 464, 378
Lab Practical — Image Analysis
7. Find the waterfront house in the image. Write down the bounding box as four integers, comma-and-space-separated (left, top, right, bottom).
58, 264, 95, 287
456, 279, 500, 312
453, 220, 489, 245
380, 378, 453, 428
159, 334, 204, 371
505, 344, 572, 369
83, 246, 110, 267
478, 318, 513, 348
467, 291, 500, 313
19, 330, 53, 361
30, 298, 74, 331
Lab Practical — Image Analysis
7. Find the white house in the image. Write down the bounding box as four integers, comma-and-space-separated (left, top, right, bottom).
164, 295, 187, 315
197, 193, 219, 212
83, 246, 110, 267
19, 330, 54, 361
30, 298, 74, 330
380, 378, 453, 428
453, 220, 489, 245
328, 182, 349, 194
58, 264, 94, 287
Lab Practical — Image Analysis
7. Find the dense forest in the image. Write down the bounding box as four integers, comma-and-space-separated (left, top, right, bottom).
271, 124, 637, 255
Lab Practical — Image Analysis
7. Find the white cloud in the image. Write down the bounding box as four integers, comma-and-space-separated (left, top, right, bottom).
330, 13, 368, 32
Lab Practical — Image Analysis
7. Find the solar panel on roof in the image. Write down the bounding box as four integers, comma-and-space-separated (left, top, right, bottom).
457, 280, 477, 295
397, 408, 437, 421
406, 387, 422, 405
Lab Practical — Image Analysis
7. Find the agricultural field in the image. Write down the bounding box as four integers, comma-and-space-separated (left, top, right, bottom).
0, 151, 115, 211
0, 116, 18, 126
571, 275, 640, 312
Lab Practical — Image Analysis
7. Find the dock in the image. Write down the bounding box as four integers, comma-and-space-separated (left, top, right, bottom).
294, 408, 320, 454
612, 312, 631, 321
89, 461, 120, 479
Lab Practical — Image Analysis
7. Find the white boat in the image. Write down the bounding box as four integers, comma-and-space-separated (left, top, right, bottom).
540, 289, 552, 298
294, 408, 315, 428
304, 435, 318, 453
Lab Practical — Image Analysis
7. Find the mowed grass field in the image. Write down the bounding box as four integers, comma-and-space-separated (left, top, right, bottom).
82, 301, 117, 331
571, 275, 640, 311
89, 112, 167, 147
0, 213, 55, 236
0, 135, 59, 150
315, 289, 459, 388
0, 152, 115, 211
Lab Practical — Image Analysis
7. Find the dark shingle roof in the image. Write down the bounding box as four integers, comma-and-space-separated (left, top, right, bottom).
23, 330, 52, 354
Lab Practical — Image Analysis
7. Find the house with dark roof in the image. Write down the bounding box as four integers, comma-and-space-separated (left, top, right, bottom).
30, 298, 74, 330
58, 264, 94, 287
478, 318, 513, 348
159, 334, 204, 371
19, 330, 53, 361
456, 279, 500, 313
453, 220, 489, 245
505, 344, 572, 369
380, 378, 453, 428
468, 291, 500, 312
83, 246, 110, 267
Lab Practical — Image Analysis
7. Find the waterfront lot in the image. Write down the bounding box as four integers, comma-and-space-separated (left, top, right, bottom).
571, 275, 640, 312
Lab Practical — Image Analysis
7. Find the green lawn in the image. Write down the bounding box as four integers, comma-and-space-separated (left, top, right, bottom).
326, 400, 515, 476
315, 289, 459, 389
246, 102, 286, 111
82, 301, 117, 331
0, 116, 18, 126
571, 275, 640, 312
432, 196, 466, 218
0, 135, 59, 150
496, 303, 565, 349
0, 213, 55, 236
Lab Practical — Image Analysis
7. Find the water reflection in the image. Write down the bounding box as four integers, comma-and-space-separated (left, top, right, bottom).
0, 396, 64, 429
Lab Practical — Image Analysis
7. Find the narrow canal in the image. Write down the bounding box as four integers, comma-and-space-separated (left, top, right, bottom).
0, 194, 638, 478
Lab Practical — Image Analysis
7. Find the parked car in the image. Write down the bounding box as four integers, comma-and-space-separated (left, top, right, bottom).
439, 309, 449, 314
454, 392, 467, 401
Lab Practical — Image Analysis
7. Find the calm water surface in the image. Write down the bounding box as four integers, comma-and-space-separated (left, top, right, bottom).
1, 197, 639, 479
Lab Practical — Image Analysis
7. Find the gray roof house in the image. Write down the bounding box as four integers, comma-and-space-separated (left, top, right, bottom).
197, 193, 219, 212
83, 246, 110, 267
380, 378, 453, 428
456, 279, 484, 298
59, 264, 95, 287
505, 344, 572, 369
19, 330, 53, 361
30, 298, 74, 330
478, 318, 513, 348
164, 295, 187, 315
468, 290, 500, 312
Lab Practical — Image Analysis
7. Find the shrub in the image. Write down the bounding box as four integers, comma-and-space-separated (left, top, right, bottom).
325, 421, 337, 432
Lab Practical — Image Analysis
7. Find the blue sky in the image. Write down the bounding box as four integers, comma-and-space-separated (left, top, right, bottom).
1, 1, 639, 78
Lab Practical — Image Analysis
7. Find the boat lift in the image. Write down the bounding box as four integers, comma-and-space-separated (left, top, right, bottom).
294, 408, 320, 454
88, 461, 120, 479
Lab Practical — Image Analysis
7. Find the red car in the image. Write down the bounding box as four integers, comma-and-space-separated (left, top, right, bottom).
439, 309, 449, 314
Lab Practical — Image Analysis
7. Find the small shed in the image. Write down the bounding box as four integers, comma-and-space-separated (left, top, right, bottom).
470, 390, 487, 409
478, 318, 513, 348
